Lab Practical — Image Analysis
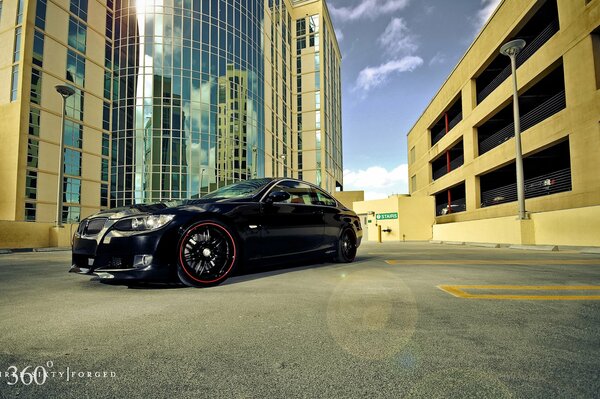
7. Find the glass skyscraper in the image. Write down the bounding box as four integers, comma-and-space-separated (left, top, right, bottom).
0, 0, 342, 222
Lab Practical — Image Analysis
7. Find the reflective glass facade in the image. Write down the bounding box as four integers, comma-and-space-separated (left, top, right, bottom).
0, 0, 342, 224
111, 0, 265, 205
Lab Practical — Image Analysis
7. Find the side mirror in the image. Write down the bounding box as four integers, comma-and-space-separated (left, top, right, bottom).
265, 190, 291, 204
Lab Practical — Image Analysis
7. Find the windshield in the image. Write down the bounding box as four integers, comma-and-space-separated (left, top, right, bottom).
202, 178, 273, 199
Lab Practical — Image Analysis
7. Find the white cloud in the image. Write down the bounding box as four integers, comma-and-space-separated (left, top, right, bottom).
343, 164, 409, 200
378, 18, 417, 56
334, 28, 344, 42
329, 0, 410, 22
355, 56, 423, 91
428, 51, 446, 66
476, 0, 502, 29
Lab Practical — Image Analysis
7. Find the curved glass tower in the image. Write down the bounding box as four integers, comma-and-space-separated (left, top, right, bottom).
112, 0, 265, 205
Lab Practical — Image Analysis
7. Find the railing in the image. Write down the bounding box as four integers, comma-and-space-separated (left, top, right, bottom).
477, 20, 559, 103
478, 90, 566, 154
436, 197, 466, 216
432, 165, 447, 180
432, 155, 464, 181
431, 127, 445, 146
448, 112, 462, 131
480, 168, 571, 208
449, 154, 464, 170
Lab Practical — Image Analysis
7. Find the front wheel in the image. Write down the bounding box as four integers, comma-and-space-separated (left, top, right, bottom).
334, 227, 357, 263
177, 221, 238, 287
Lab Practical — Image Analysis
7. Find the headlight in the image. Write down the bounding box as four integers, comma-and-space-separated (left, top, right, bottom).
113, 215, 175, 232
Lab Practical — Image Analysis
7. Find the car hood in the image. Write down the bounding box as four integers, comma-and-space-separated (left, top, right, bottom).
87, 197, 245, 220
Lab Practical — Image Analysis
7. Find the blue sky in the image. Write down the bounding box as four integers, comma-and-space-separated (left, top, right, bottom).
331, 0, 502, 199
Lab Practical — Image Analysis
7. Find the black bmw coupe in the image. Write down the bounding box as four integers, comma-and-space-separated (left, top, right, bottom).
70, 178, 362, 287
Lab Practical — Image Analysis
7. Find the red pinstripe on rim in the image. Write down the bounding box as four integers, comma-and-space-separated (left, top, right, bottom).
178, 222, 237, 284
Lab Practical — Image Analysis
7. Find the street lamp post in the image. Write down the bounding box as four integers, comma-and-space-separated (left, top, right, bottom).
280, 154, 286, 178
500, 39, 527, 220
55, 85, 76, 228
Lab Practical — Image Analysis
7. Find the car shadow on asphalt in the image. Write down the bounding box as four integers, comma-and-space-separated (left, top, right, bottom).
112, 254, 374, 290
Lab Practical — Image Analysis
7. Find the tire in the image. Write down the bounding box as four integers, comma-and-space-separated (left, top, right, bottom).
176, 220, 238, 287
334, 227, 357, 263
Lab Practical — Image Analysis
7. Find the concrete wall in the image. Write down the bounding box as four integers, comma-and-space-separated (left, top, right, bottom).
333, 191, 364, 210
433, 205, 600, 246
0, 221, 77, 249
354, 195, 435, 242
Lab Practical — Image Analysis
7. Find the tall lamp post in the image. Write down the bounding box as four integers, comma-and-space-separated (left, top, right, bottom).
55, 85, 75, 227
500, 39, 527, 220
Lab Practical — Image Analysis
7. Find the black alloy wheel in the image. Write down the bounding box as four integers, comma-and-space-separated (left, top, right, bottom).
334, 228, 357, 263
177, 221, 237, 287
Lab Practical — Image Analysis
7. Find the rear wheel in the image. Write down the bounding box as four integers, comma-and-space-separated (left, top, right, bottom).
177, 221, 238, 287
334, 227, 357, 263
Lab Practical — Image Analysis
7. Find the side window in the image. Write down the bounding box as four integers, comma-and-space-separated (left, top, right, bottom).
314, 188, 337, 206
273, 181, 316, 204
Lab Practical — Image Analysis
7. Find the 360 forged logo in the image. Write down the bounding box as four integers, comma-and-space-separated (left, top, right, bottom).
1, 361, 117, 386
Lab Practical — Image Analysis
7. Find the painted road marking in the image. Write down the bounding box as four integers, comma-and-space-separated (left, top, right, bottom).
385, 259, 600, 265
437, 285, 600, 300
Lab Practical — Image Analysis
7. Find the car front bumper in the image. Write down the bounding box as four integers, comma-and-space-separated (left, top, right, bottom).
70, 226, 177, 283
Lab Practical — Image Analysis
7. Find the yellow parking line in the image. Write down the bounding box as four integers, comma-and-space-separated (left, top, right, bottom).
437, 285, 600, 300
385, 259, 600, 265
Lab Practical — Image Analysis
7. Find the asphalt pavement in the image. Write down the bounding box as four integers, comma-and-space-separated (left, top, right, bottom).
0, 242, 599, 398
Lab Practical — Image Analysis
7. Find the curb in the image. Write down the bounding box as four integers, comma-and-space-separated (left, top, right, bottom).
466, 242, 501, 248
0, 247, 70, 254
509, 245, 558, 251
581, 247, 600, 254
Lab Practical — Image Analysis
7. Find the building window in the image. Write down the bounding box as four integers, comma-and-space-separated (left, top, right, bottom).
30, 68, 42, 105
592, 30, 600, 90
102, 133, 110, 156
27, 138, 39, 168
29, 108, 41, 136
66, 49, 85, 87
411, 175, 417, 192
35, 0, 47, 30
101, 184, 108, 207
68, 17, 87, 53
16, 0, 24, 24
64, 177, 81, 203
101, 159, 109, 181
13, 27, 22, 62
10, 66, 19, 102
24, 202, 36, 221
103, 102, 110, 131
410, 146, 416, 164
70, 0, 87, 21
66, 89, 84, 121
33, 31, 44, 67
25, 170, 37, 200
104, 71, 111, 100
64, 120, 82, 148
62, 206, 80, 223
64, 149, 81, 176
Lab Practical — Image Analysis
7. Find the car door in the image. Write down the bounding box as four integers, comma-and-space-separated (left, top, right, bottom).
260, 180, 325, 258
312, 187, 343, 250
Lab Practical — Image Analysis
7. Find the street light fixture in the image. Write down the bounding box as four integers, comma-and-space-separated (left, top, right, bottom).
500, 39, 528, 220
55, 84, 76, 228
